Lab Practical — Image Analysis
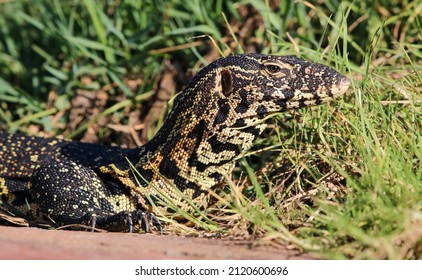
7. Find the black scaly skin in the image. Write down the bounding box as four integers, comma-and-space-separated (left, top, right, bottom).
0, 54, 350, 232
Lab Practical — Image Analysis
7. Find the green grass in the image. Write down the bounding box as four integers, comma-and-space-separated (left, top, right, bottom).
0, 0, 421, 259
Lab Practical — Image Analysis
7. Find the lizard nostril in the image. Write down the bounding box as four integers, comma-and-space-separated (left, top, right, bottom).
304, 67, 314, 75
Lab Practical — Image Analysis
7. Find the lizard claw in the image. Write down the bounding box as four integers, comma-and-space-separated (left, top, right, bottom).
131, 210, 162, 234
90, 213, 97, 232
148, 212, 163, 234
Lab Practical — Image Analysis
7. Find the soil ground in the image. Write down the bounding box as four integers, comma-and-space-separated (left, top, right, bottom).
0, 225, 315, 260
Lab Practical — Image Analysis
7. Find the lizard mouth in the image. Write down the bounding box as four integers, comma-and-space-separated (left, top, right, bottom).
316, 75, 350, 104
269, 74, 350, 110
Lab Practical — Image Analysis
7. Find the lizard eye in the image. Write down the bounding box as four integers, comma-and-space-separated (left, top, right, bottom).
265, 64, 281, 74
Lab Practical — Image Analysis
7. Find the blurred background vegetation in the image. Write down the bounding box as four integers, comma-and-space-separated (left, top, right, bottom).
1, 0, 418, 141
0, 0, 420, 259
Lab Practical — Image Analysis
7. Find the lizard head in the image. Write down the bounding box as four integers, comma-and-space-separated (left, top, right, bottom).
211, 54, 350, 127
162, 54, 349, 132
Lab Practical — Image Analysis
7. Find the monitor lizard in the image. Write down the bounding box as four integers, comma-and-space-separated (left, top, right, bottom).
0, 54, 350, 233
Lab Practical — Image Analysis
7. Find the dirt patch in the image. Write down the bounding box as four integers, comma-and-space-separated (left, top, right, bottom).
0, 225, 315, 259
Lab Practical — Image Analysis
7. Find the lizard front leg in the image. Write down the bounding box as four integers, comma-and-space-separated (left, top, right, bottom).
29, 160, 161, 232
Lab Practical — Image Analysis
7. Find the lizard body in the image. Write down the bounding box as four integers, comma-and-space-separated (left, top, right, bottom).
0, 54, 350, 232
